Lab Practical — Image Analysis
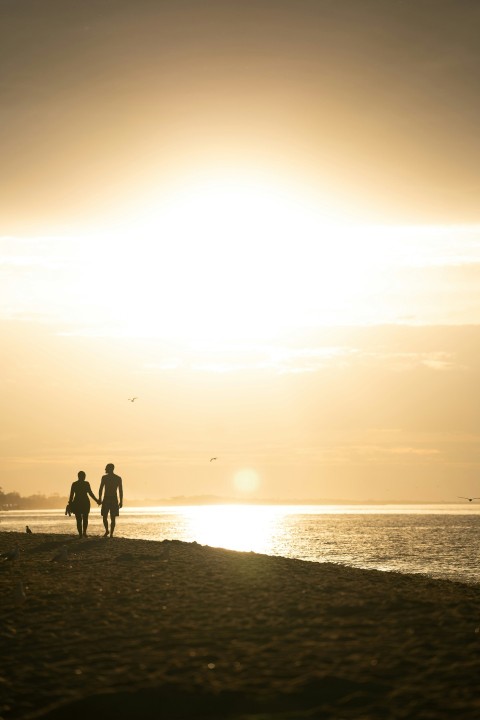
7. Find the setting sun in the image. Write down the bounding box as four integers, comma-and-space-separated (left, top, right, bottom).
92, 174, 360, 342
40, 173, 408, 345
233, 467, 261, 494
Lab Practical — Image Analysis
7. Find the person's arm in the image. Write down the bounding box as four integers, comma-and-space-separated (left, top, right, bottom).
87, 482, 99, 504
68, 483, 75, 504
118, 477, 123, 508
98, 477, 105, 503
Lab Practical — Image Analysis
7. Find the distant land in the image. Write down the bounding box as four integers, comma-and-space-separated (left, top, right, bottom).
0, 489, 467, 510
0, 490, 68, 511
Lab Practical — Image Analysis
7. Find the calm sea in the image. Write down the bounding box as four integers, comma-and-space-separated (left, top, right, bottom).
1, 504, 479, 584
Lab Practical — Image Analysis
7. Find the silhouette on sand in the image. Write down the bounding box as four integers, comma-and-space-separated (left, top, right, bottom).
99, 463, 123, 537
68, 471, 100, 537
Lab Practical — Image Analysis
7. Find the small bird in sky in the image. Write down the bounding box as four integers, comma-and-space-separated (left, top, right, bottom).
457, 496, 480, 502
128, 397, 138, 402
1, 544, 19, 562
26, 525, 32, 534
210, 457, 218, 462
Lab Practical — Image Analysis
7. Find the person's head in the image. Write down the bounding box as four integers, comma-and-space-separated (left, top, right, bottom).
105, 463, 115, 474
78, 470, 86, 481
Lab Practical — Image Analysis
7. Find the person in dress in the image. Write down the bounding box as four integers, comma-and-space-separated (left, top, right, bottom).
68, 471, 100, 538
98, 463, 123, 538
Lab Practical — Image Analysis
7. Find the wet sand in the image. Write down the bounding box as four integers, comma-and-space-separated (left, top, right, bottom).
0, 531, 479, 719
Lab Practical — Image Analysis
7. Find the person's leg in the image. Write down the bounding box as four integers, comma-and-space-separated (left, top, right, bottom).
75, 514, 82, 537
83, 513, 89, 537
102, 511, 109, 537
110, 514, 116, 536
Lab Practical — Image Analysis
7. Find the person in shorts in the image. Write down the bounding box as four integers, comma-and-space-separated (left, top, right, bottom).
99, 463, 123, 537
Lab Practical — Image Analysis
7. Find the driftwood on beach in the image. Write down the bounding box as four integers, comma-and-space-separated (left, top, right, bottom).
0, 531, 479, 719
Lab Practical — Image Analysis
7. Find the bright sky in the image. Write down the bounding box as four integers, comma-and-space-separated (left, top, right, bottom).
2, 1, 480, 502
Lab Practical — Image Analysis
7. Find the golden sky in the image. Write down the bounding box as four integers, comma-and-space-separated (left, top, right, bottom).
2, 1, 480, 501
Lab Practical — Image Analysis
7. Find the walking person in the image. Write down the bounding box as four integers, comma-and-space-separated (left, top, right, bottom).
68, 471, 100, 538
99, 463, 123, 537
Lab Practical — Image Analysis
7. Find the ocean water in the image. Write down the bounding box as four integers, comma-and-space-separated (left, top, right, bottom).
1, 504, 479, 584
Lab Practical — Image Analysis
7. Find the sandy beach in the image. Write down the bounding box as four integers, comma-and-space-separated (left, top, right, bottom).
0, 531, 479, 720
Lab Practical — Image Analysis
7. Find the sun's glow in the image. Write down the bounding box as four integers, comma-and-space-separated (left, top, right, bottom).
233, 468, 260, 494
78, 174, 388, 341
7, 174, 477, 345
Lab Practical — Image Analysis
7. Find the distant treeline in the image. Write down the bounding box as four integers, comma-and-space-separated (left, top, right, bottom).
0, 489, 67, 510
0, 489, 438, 510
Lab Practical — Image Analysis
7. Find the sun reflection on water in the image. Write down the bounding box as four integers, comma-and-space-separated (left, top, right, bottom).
181, 504, 285, 553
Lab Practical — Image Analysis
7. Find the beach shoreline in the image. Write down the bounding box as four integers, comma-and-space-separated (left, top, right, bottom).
1, 531, 479, 719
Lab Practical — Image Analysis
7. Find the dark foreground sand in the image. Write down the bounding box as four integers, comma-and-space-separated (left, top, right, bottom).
0, 532, 479, 720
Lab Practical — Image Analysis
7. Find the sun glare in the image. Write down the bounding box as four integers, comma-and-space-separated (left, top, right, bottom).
233, 468, 260, 494
78, 173, 386, 342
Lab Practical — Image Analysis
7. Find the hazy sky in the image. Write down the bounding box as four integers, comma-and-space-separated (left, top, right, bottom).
2, 1, 480, 501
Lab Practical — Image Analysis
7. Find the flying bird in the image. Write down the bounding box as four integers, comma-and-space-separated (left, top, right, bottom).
26, 525, 32, 534
210, 457, 218, 462
457, 496, 480, 502
128, 397, 138, 402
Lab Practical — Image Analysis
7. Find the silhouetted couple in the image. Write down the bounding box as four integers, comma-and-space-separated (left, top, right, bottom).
68, 463, 123, 538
